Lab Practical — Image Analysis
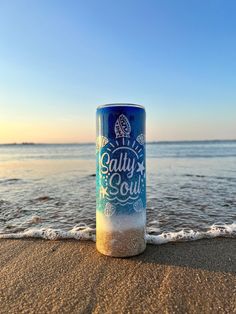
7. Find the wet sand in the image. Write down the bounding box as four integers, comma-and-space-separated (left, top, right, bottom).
0, 238, 235, 313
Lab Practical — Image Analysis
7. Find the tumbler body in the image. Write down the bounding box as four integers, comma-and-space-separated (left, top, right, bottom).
96, 104, 146, 257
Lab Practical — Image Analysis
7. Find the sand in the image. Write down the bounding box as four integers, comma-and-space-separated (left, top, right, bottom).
0, 238, 235, 313
96, 228, 146, 257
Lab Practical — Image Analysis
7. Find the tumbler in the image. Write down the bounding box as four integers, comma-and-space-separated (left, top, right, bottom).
96, 103, 146, 257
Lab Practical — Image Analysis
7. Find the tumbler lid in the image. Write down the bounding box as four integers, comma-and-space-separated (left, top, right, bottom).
97, 103, 145, 110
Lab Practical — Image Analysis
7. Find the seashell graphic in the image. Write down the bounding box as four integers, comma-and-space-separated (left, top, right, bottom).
133, 199, 144, 212
136, 134, 145, 146
114, 114, 131, 138
96, 136, 109, 151
104, 202, 116, 217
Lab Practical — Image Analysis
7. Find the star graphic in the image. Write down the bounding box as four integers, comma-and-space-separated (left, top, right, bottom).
100, 185, 109, 198
136, 161, 145, 176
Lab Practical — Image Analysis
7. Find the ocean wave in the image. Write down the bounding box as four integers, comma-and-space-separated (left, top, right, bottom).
0, 223, 235, 245
0, 178, 23, 185
0, 225, 96, 241
146, 223, 236, 244
183, 174, 236, 182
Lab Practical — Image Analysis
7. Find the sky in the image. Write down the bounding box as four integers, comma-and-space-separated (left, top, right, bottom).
0, 0, 236, 143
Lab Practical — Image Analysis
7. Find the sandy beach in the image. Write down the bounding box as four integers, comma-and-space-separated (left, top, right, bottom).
0, 238, 235, 313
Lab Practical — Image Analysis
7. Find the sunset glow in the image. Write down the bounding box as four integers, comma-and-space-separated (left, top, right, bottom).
0, 1, 236, 143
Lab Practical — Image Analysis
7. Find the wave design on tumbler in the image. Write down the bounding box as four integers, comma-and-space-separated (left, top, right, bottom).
106, 195, 139, 202
1, 223, 235, 244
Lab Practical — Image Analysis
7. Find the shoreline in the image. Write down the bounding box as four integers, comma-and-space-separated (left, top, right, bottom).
0, 238, 235, 313
0, 221, 235, 243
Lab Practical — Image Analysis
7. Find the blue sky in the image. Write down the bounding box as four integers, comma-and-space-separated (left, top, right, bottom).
0, 0, 235, 142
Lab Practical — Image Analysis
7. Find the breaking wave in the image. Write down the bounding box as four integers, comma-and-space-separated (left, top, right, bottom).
1, 223, 235, 245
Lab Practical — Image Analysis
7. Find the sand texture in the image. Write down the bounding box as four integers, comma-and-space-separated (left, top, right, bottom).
96, 228, 146, 257
0, 238, 235, 313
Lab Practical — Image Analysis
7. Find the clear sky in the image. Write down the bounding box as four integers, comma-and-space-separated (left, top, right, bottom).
0, 0, 236, 143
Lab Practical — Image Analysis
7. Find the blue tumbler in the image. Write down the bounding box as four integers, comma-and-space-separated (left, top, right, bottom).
96, 104, 146, 257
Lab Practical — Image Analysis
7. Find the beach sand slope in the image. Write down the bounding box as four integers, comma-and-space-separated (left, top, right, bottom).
0, 239, 235, 313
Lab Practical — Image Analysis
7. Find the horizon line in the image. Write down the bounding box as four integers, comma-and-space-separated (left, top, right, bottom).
0, 139, 236, 145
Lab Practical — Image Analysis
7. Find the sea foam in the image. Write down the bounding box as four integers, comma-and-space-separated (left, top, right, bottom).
146, 223, 236, 244
0, 223, 235, 245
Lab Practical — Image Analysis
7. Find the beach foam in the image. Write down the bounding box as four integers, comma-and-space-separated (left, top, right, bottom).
0, 225, 96, 241
1, 223, 235, 245
146, 223, 236, 244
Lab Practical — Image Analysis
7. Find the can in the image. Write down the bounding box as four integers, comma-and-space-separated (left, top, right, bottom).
96, 103, 146, 257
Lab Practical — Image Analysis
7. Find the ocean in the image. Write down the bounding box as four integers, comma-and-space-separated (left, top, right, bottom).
0, 141, 235, 244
